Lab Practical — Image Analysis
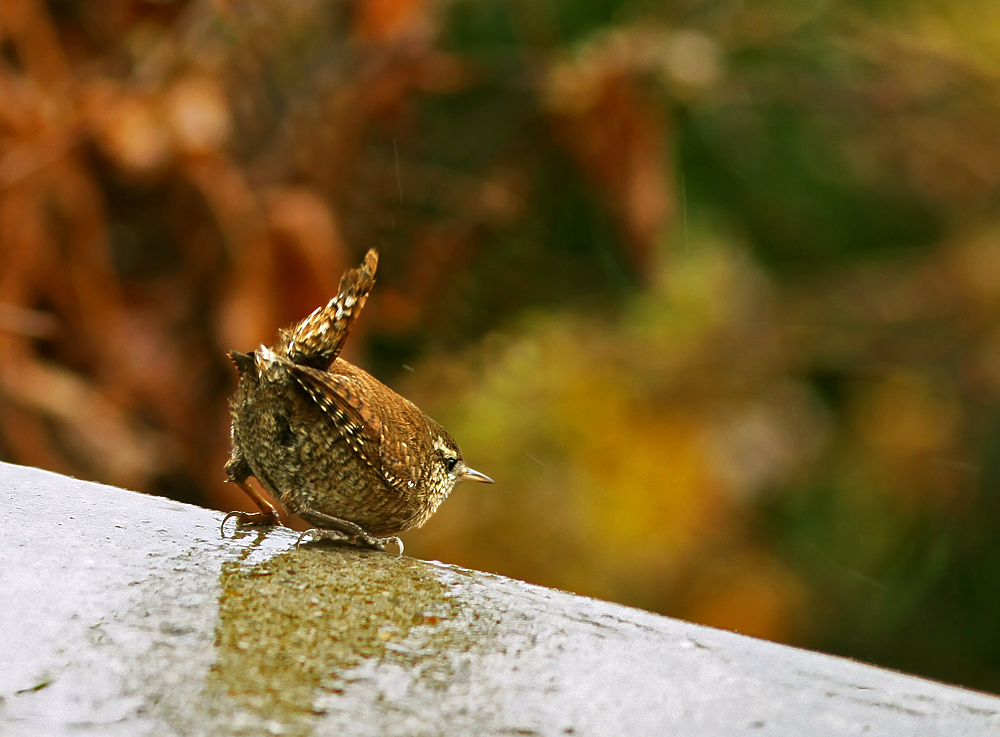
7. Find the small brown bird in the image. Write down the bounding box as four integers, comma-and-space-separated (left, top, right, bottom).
222, 249, 492, 554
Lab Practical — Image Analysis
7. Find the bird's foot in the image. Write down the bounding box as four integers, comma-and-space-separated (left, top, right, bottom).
371, 535, 404, 557
296, 527, 404, 556
220, 510, 280, 535
295, 528, 348, 548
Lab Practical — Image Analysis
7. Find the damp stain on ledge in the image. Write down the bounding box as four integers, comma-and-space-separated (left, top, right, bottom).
206, 544, 486, 732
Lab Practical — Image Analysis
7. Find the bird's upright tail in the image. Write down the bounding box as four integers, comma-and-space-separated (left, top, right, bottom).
278, 248, 378, 369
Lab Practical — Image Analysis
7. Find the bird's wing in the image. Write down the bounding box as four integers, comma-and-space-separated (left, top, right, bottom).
373, 398, 425, 496
287, 362, 384, 477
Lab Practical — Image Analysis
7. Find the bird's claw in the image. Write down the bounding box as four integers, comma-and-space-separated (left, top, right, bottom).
379, 536, 405, 557
220, 510, 279, 535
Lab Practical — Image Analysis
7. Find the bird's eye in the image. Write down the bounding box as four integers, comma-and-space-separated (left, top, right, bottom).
445, 456, 458, 473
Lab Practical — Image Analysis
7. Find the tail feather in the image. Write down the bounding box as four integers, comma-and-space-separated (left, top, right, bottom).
279, 249, 378, 368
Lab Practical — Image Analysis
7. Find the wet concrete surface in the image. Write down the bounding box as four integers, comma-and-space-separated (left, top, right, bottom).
2, 459, 1000, 736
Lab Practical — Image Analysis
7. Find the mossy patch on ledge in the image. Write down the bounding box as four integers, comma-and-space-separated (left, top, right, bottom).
208, 543, 484, 733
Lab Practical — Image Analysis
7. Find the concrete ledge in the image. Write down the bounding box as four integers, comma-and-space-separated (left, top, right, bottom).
2, 460, 998, 736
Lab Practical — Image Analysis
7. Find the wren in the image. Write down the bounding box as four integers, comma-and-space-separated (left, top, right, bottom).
222, 248, 492, 554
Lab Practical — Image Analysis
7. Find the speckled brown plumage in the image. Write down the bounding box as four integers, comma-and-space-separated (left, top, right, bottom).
223, 249, 492, 553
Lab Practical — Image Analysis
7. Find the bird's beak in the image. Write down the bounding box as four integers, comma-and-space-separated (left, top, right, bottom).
461, 467, 494, 484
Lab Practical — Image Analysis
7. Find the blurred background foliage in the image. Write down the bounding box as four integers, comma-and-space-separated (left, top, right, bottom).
3, 0, 1000, 693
